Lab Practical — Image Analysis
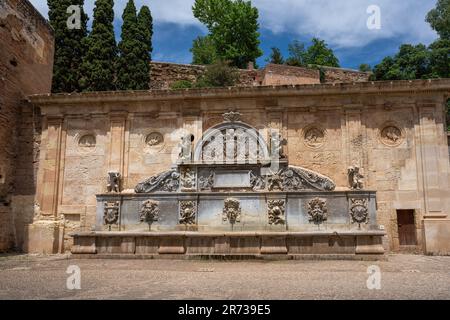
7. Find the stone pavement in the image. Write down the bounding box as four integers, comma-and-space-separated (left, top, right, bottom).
0, 254, 449, 300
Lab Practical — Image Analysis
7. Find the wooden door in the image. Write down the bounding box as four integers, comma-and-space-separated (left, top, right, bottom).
397, 210, 417, 246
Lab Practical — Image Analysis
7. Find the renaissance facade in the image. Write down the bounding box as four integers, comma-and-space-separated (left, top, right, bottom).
24, 79, 450, 257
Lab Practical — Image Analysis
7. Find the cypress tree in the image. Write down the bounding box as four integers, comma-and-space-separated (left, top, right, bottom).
80, 0, 117, 91
134, 5, 153, 90
116, 0, 140, 90
48, 0, 88, 93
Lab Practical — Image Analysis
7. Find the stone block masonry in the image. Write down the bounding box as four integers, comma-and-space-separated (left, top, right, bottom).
0, 0, 54, 251
149, 62, 371, 90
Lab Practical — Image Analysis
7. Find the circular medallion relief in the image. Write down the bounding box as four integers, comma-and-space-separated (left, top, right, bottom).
380, 125, 403, 147
303, 126, 326, 148
145, 132, 164, 147
78, 134, 96, 147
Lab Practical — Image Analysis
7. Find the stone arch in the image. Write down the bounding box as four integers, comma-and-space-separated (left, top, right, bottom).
193, 121, 270, 163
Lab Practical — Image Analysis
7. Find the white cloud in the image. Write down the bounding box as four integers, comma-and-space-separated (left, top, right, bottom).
29, 0, 438, 48
254, 0, 437, 47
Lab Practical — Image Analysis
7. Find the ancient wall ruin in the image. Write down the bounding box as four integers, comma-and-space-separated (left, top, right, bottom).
149, 61, 371, 90
0, 0, 54, 251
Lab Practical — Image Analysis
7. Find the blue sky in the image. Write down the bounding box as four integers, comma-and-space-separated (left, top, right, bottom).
29, 0, 439, 70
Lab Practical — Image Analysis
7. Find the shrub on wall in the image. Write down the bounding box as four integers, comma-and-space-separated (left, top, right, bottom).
170, 80, 194, 90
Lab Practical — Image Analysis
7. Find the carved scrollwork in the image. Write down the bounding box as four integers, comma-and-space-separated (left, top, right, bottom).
349, 198, 369, 225
140, 200, 159, 227
179, 201, 197, 225
223, 111, 242, 122
268, 199, 285, 225
103, 201, 120, 228
307, 198, 328, 225
135, 169, 180, 193
223, 198, 241, 224
267, 166, 335, 192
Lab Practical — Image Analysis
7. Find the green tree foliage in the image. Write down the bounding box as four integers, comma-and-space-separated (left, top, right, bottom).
426, 0, 450, 40
359, 64, 372, 72
80, 0, 117, 91
374, 1, 450, 81
191, 36, 217, 65
373, 44, 432, 80
285, 38, 340, 67
116, 0, 139, 90
116, 1, 153, 90
304, 38, 340, 67
285, 40, 306, 66
429, 39, 450, 78
192, 0, 262, 68
135, 6, 153, 89
267, 47, 284, 64
170, 80, 194, 90
48, 0, 88, 93
196, 60, 239, 87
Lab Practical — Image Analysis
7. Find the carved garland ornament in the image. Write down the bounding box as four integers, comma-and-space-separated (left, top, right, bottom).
307, 198, 328, 225
223, 198, 241, 224
267, 199, 286, 225
135, 169, 180, 193
179, 201, 197, 225
267, 166, 336, 192
349, 198, 369, 225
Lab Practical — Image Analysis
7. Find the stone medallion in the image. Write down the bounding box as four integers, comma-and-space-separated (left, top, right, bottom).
145, 132, 164, 147
380, 124, 403, 147
77, 133, 96, 153
303, 126, 326, 148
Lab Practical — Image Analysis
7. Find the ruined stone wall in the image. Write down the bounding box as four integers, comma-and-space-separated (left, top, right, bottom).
149, 61, 260, 89
150, 62, 206, 90
261, 64, 320, 86
322, 66, 371, 83
149, 62, 370, 90
0, 0, 54, 251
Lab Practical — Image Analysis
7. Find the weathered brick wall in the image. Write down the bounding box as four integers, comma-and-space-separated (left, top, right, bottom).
0, 0, 54, 251
261, 64, 320, 86
149, 62, 260, 89
322, 66, 371, 83
149, 62, 371, 90
150, 62, 206, 90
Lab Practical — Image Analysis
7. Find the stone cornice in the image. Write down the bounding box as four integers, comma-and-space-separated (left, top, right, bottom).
28, 79, 450, 107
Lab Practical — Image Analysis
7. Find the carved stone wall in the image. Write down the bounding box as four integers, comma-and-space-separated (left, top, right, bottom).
0, 0, 54, 251
27, 80, 450, 253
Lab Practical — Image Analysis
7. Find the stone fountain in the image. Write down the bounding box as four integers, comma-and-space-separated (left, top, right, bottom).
71, 112, 385, 259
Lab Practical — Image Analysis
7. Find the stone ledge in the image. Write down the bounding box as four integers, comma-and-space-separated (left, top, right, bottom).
71, 231, 386, 259
28, 79, 450, 106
